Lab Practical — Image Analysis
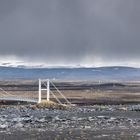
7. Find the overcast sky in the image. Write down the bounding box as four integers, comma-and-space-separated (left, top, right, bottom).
0, 0, 140, 67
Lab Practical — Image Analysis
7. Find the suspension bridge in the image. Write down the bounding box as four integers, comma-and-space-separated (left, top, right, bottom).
0, 79, 71, 105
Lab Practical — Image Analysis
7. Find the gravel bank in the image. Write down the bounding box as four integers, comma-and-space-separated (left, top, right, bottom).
1, 105, 140, 139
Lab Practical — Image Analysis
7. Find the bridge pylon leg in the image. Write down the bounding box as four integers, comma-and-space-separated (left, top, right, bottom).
47, 79, 50, 101
38, 79, 41, 103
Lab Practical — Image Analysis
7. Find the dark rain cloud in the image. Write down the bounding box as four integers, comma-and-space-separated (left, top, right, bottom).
0, 0, 140, 65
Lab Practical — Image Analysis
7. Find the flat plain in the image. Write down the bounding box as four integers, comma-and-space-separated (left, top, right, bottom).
0, 80, 140, 140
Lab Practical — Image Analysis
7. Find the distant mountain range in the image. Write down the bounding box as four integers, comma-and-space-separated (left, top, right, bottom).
0, 66, 139, 80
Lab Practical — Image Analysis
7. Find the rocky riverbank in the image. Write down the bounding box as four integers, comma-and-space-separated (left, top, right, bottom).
1, 105, 140, 139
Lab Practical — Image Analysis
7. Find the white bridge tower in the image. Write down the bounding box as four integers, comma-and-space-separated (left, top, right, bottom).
38, 79, 50, 103
38, 79, 71, 105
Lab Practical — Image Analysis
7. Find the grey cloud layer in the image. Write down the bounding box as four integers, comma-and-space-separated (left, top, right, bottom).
0, 0, 140, 65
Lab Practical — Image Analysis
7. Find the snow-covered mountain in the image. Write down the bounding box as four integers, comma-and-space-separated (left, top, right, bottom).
0, 66, 139, 80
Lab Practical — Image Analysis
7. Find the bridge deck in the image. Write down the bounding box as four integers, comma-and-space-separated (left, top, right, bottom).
0, 97, 38, 103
